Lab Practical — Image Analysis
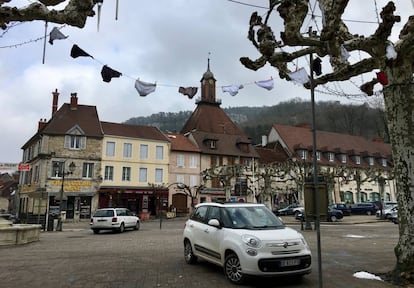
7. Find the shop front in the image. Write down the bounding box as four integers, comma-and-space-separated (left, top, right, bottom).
98, 188, 169, 219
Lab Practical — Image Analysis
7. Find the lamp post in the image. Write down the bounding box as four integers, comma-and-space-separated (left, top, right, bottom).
53, 161, 76, 231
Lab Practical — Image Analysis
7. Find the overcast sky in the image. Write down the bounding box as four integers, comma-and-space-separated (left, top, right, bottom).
0, 0, 412, 163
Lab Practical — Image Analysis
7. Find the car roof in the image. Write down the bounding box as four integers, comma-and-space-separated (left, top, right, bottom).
195, 202, 265, 208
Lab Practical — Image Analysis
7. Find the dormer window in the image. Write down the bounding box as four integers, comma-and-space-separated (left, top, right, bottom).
368, 157, 374, 166
316, 151, 321, 161
210, 140, 217, 149
328, 152, 335, 162
382, 158, 387, 167
298, 149, 307, 160
341, 154, 347, 164
355, 156, 361, 165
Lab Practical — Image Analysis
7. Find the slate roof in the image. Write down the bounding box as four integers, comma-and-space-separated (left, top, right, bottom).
273, 124, 391, 156
255, 145, 290, 164
101, 121, 170, 142
22, 103, 103, 148
180, 103, 244, 135
43, 104, 103, 137
165, 133, 200, 152
190, 131, 258, 157
272, 123, 392, 168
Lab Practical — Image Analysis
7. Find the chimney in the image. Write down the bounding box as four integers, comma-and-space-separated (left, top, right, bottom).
70, 93, 78, 110
38, 118, 47, 131
261, 135, 268, 147
52, 88, 59, 116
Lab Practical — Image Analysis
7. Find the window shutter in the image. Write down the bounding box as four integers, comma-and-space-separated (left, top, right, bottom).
81, 136, 86, 149
64, 135, 70, 148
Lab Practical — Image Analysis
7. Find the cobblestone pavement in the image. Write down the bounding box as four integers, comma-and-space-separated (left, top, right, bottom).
0, 216, 404, 288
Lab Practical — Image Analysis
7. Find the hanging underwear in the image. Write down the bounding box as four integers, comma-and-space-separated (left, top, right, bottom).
222, 84, 244, 96
178, 87, 198, 98
101, 65, 122, 83
135, 79, 156, 96
70, 45, 93, 59
255, 79, 274, 90
49, 27, 67, 45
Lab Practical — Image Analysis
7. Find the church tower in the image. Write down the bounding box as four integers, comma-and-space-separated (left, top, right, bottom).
199, 58, 219, 105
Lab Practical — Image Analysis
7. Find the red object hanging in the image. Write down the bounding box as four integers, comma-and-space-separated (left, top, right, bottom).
377, 71, 388, 85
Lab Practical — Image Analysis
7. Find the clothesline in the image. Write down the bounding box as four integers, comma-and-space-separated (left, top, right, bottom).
47, 26, 282, 99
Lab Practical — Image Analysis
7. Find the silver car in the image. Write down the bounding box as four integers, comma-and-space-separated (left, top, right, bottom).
90, 208, 140, 234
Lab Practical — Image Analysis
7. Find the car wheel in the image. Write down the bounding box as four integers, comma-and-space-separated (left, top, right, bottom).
224, 253, 245, 284
92, 229, 100, 234
295, 211, 301, 217
134, 221, 140, 230
366, 211, 372, 216
184, 240, 197, 264
118, 223, 125, 233
330, 215, 338, 222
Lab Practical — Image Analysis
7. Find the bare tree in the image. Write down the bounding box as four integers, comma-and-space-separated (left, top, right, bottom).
241, 0, 413, 284
0, 0, 96, 30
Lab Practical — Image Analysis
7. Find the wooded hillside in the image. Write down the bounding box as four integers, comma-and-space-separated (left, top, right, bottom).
124, 99, 388, 145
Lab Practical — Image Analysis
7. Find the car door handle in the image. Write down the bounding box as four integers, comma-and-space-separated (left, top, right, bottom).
204, 229, 209, 233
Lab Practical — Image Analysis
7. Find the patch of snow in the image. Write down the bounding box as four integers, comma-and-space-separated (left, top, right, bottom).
353, 271, 383, 281
344, 234, 366, 238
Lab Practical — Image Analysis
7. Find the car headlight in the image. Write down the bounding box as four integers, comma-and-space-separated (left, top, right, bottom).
241, 234, 262, 248
300, 236, 310, 249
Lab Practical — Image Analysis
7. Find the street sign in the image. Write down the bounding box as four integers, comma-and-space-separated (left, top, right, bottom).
18, 163, 31, 171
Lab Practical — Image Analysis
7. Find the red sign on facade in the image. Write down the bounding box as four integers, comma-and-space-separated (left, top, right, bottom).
18, 163, 31, 171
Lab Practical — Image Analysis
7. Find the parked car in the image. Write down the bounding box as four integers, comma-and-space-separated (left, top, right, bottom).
0, 213, 17, 223
183, 202, 312, 284
389, 206, 398, 224
329, 203, 351, 216
376, 204, 397, 219
90, 208, 140, 234
350, 202, 379, 215
274, 204, 304, 216
295, 207, 344, 222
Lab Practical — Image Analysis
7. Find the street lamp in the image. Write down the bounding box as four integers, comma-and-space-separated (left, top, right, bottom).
53, 161, 76, 231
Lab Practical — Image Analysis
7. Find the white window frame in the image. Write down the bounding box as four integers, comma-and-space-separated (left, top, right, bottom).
300, 150, 307, 160
382, 158, 387, 167
341, 154, 347, 163
139, 168, 147, 182
65, 135, 85, 150
140, 144, 148, 160
189, 155, 197, 168
328, 152, 335, 162
155, 168, 163, 183
106, 141, 115, 157
155, 145, 164, 160
123, 143, 132, 158
176, 174, 184, 184
190, 175, 198, 187
368, 157, 374, 166
122, 167, 131, 181
177, 154, 185, 167
316, 151, 321, 161
355, 156, 361, 165
82, 162, 94, 179
104, 166, 114, 181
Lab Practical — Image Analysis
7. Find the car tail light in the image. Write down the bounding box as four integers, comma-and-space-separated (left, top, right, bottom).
90, 218, 93, 224
112, 217, 118, 222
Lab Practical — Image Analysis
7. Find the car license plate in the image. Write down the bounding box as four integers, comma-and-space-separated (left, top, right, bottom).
97, 219, 106, 222
280, 259, 300, 267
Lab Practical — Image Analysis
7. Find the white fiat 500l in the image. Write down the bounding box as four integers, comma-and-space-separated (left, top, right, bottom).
90, 208, 140, 234
183, 202, 312, 284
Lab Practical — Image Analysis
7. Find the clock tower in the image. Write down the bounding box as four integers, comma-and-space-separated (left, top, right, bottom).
200, 58, 218, 104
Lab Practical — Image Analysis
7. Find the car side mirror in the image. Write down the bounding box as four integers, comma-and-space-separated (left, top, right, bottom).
208, 219, 221, 228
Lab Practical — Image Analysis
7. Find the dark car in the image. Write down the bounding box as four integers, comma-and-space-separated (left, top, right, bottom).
350, 202, 379, 215
295, 207, 344, 222
329, 203, 351, 216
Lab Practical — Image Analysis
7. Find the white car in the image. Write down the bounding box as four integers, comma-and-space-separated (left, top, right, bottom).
183, 202, 312, 284
376, 204, 397, 219
90, 208, 140, 234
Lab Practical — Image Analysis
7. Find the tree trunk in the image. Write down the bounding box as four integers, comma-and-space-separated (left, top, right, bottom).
383, 67, 414, 283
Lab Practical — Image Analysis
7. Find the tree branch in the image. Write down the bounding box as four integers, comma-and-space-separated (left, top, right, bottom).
0, 0, 95, 29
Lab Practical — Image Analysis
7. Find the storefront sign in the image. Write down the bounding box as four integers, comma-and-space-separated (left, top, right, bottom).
50, 180, 92, 192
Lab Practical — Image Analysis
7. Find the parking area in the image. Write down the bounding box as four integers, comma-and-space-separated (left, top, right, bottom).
0, 216, 400, 288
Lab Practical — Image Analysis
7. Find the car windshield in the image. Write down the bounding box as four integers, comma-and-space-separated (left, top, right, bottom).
224, 206, 284, 229
94, 210, 114, 217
